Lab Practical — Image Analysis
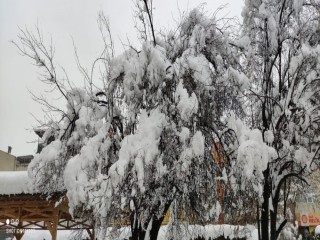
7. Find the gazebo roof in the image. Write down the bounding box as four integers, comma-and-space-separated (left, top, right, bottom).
0, 171, 35, 195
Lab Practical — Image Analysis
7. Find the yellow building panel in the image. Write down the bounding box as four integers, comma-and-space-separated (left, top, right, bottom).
0, 150, 16, 171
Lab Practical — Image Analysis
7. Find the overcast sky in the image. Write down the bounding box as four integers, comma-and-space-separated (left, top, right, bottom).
0, 0, 244, 156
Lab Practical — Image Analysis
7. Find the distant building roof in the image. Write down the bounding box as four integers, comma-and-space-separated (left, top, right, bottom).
16, 155, 33, 164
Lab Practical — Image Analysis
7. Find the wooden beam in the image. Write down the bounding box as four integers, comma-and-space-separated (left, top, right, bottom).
46, 207, 59, 240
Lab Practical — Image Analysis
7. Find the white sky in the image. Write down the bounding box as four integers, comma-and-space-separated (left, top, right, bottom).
0, 0, 243, 156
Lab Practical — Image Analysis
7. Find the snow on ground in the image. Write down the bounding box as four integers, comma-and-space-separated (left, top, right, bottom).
12, 230, 74, 240
13, 225, 259, 240
0, 171, 34, 195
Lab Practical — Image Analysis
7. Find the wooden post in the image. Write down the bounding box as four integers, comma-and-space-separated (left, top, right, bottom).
52, 207, 59, 240
46, 207, 59, 240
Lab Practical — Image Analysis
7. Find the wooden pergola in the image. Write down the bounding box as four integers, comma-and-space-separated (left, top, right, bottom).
0, 193, 95, 240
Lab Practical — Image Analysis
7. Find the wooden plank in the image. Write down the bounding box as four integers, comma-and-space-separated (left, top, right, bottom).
51, 207, 59, 240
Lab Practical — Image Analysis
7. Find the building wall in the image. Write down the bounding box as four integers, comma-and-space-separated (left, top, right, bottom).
0, 150, 16, 171
16, 164, 28, 171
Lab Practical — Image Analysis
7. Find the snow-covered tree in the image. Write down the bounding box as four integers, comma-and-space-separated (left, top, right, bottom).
16, 3, 244, 240
309, 169, 320, 202
16, 1, 320, 239
219, 0, 320, 239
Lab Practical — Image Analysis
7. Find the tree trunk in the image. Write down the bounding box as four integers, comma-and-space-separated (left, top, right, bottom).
270, 210, 277, 240
130, 215, 165, 240
131, 210, 139, 240
261, 165, 270, 240
130, 202, 170, 240
149, 212, 167, 240
257, 202, 261, 240
138, 224, 146, 240
271, 184, 279, 240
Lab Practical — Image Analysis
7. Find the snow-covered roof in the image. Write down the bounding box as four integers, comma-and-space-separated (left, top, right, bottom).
16, 155, 33, 164
0, 171, 35, 195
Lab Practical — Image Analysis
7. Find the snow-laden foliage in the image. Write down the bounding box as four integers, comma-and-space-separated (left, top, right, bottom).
219, 0, 320, 239
28, 88, 106, 193
227, 115, 277, 196
24, 7, 246, 240
20, 1, 320, 239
